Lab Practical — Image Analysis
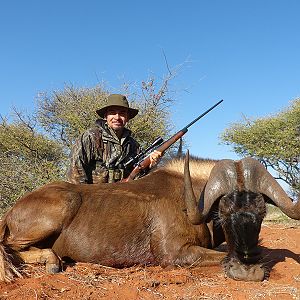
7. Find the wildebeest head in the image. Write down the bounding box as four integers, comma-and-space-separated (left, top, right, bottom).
218, 190, 266, 263
183, 151, 300, 281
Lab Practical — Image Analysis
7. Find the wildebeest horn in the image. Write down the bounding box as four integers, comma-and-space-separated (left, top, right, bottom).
184, 150, 203, 224
184, 153, 239, 223
241, 157, 300, 220
201, 159, 239, 218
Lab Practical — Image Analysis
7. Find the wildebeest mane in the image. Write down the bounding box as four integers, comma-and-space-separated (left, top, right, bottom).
161, 155, 218, 181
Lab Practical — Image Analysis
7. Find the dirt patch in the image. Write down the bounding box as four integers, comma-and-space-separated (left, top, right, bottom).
0, 222, 299, 300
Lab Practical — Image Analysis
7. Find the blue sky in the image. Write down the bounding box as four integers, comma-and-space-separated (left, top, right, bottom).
1, 0, 300, 159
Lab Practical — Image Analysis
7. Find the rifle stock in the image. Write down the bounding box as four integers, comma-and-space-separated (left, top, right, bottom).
123, 99, 223, 182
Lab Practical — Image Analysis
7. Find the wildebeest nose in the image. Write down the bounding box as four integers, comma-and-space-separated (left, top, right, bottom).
236, 247, 262, 263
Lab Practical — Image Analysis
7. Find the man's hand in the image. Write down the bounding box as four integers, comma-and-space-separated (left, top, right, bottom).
149, 150, 162, 168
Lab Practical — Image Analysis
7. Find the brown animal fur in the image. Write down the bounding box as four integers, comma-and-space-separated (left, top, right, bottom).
0, 157, 224, 282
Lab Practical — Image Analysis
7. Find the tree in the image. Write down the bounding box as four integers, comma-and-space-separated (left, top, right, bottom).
221, 99, 300, 196
36, 85, 109, 149
0, 113, 66, 215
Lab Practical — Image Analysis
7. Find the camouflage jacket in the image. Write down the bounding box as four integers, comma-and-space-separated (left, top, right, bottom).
66, 119, 141, 184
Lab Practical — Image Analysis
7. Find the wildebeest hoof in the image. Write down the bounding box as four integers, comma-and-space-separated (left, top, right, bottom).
46, 263, 61, 274
223, 257, 265, 281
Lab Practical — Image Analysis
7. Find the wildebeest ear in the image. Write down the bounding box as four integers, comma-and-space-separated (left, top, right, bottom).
198, 185, 218, 223
262, 195, 277, 206
198, 185, 205, 212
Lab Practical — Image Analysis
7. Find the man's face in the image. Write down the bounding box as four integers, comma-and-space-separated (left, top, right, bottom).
105, 106, 129, 132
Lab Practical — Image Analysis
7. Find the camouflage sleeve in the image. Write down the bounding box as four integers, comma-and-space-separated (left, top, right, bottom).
66, 130, 102, 184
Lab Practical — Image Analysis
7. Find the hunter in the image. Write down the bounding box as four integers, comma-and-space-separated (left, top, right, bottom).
67, 94, 160, 184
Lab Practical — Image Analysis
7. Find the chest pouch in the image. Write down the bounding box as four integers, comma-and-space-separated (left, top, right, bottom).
108, 166, 124, 183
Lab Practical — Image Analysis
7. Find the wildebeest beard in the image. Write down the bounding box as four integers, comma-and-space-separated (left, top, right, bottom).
217, 190, 268, 281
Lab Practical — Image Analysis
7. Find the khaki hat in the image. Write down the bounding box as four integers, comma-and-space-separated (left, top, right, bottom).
96, 94, 139, 119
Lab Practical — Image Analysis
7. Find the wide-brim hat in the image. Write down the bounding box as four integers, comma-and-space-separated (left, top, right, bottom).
96, 94, 139, 120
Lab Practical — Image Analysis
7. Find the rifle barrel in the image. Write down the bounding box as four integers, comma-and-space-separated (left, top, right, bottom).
183, 99, 223, 130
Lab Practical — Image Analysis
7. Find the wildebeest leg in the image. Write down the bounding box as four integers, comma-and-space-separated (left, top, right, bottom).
17, 247, 61, 273
4, 228, 63, 274
174, 245, 227, 267
2, 183, 82, 275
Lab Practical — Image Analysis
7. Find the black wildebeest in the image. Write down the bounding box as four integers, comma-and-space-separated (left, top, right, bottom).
0, 152, 299, 282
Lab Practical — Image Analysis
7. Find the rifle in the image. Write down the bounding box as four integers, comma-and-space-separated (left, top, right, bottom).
123, 136, 164, 169
123, 99, 224, 182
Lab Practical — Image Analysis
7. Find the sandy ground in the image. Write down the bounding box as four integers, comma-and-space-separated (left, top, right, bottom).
0, 222, 299, 300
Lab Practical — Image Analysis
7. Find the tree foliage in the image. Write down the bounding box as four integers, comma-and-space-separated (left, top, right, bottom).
36, 85, 109, 148
221, 99, 300, 195
0, 114, 66, 215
